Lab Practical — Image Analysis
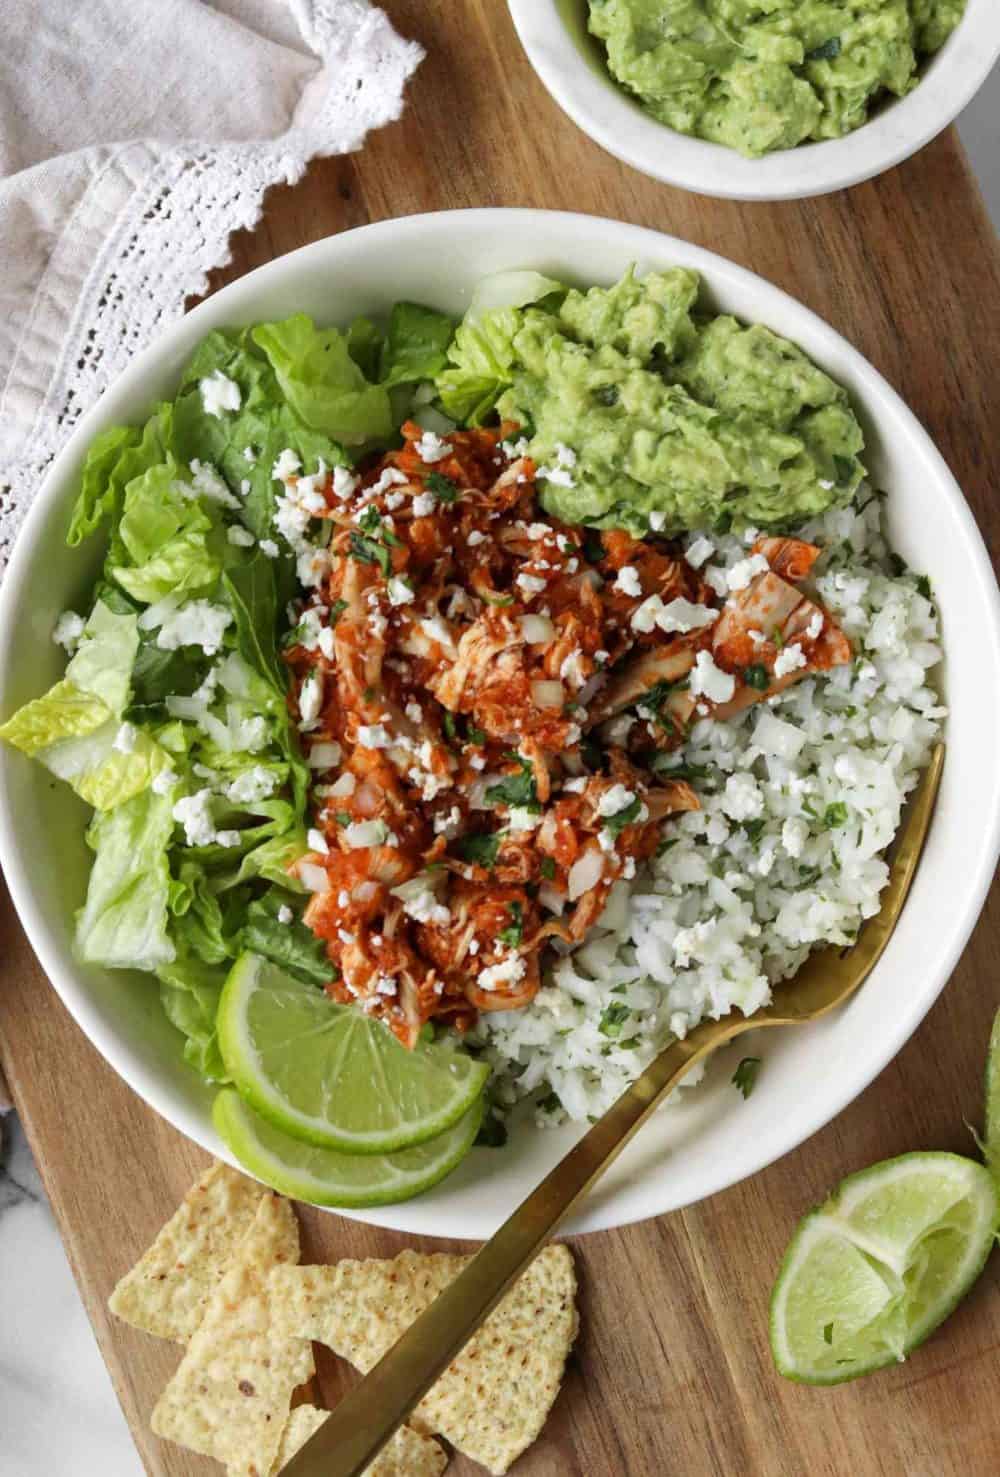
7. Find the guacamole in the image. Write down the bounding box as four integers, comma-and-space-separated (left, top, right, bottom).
481, 267, 865, 536
587, 0, 967, 158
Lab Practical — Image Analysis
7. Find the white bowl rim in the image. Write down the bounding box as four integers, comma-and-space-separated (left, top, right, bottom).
507, 0, 1000, 201
1, 207, 999, 1237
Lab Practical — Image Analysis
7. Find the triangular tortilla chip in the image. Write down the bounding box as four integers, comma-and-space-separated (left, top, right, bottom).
109, 1160, 265, 1342
270, 1245, 577, 1475
267, 1404, 447, 1476
152, 1193, 313, 1477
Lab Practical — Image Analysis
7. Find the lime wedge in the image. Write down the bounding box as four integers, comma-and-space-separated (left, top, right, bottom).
770, 1152, 998, 1384
213, 1088, 482, 1207
984, 1006, 1000, 1178
218, 953, 489, 1154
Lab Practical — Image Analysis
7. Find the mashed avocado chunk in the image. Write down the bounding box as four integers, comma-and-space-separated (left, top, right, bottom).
587, 0, 967, 158
481, 267, 864, 536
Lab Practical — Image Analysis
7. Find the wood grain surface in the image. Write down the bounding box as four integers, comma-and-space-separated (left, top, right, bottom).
3, 3, 1000, 1474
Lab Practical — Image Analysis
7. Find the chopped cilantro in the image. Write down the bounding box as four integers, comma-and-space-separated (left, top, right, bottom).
599, 1001, 631, 1038
656, 836, 679, 858
916, 573, 932, 601
498, 900, 524, 947
603, 795, 642, 839
485, 756, 537, 809
466, 721, 487, 746
349, 530, 390, 576
442, 711, 458, 744
536, 1089, 561, 1114
834, 454, 857, 486
743, 663, 769, 691
798, 865, 822, 886
772, 625, 785, 650
732, 1056, 761, 1099
454, 831, 502, 868
652, 757, 715, 784
358, 504, 383, 534
594, 384, 619, 407
540, 856, 556, 880
823, 801, 849, 829
741, 818, 766, 844
330, 598, 348, 625
334, 811, 352, 827
425, 471, 459, 504
281, 621, 308, 649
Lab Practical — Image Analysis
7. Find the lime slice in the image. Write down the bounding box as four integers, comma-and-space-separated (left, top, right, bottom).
771, 1151, 998, 1384
218, 953, 489, 1154
984, 1006, 1000, 1178
213, 1088, 482, 1207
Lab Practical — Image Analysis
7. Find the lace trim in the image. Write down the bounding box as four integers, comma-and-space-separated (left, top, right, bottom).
0, 0, 422, 573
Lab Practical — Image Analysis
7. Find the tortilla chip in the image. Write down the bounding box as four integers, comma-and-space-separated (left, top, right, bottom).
270, 1245, 577, 1474
267, 1404, 447, 1476
152, 1193, 313, 1476
109, 1160, 265, 1342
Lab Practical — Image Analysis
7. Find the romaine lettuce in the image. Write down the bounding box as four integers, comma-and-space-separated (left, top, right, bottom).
76, 787, 177, 971
251, 314, 393, 446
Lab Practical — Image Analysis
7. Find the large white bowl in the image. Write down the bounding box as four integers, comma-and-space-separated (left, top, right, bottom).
508, 0, 1000, 201
2, 210, 998, 1238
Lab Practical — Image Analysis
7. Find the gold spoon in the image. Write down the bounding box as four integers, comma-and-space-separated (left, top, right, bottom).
283, 741, 944, 1477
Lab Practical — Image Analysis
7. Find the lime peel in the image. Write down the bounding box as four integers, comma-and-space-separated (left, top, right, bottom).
218, 952, 488, 1155
770, 1151, 998, 1385
213, 1088, 483, 1208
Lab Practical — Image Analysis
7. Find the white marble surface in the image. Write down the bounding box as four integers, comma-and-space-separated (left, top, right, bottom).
1, 78, 998, 1477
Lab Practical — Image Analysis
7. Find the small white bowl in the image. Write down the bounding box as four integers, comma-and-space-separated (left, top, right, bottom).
508, 0, 1000, 201
2, 210, 999, 1238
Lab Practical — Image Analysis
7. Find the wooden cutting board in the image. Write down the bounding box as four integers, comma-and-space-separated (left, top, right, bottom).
2, 3, 1000, 1473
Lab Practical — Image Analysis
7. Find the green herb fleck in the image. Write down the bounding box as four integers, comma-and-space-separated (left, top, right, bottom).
741, 818, 766, 844
349, 530, 391, 576
732, 1056, 761, 1099
498, 901, 524, 947
330, 599, 348, 626
454, 831, 502, 868
425, 471, 460, 504
743, 663, 769, 691
442, 711, 458, 744
485, 756, 537, 810
603, 795, 642, 839
536, 1090, 561, 1115
599, 1001, 631, 1038
334, 811, 352, 827
540, 856, 556, 880
916, 574, 932, 601
823, 801, 849, 829
594, 385, 619, 407
582, 529, 605, 565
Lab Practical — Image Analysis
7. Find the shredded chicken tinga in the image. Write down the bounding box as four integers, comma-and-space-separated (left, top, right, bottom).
284, 423, 851, 1047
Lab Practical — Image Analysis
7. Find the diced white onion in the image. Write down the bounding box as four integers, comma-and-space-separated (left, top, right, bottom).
520, 614, 556, 645
531, 679, 565, 709
568, 847, 604, 901
299, 862, 329, 894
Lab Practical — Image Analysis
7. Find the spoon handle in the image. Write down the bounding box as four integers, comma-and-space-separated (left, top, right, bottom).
282, 1025, 721, 1477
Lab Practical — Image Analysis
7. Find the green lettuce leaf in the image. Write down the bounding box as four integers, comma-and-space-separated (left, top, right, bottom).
111, 463, 222, 603
241, 888, 333, 986
169, 859, 233, 965
67, 404, 174, 556
156, 955, 229, 1081
251, 314, 392, 446
379, 302, 454, 389
346, 316, 383, 381
435, 271, 564, 425
76, 787, 176, 971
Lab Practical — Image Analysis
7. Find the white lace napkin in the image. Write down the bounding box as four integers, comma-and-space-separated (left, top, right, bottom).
0, 0, 423, 573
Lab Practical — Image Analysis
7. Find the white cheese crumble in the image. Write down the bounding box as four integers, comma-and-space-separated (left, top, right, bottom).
243, 446, 257, 464
357, 723, 390, 749
272, 449, 302, 483
260, 538, 280, 558
199, 370, 241, 418
277, 904, 293, 925
721, 772, 764, 822
689, 650, 736, 704
344, 819, 397, 849
412, 491, 436, 517
516, 572, 547, 598
53, 611, 85, 651
613, 565, 642, 598
598, 784, 635, 817
172, 789, 217, 846
332, 464, 359, 501
507, 806, 543, 832
151, 768, 178, 795
188, 459, 239, 509
773, 642, 808, 680
726, 553, 770, 592
415, 429, 450, 463
307, 827, 330, 855
390, 873, 451, 925
155, 601, 233, 655
477, 954, 527, 993
227, 766, 278, 804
